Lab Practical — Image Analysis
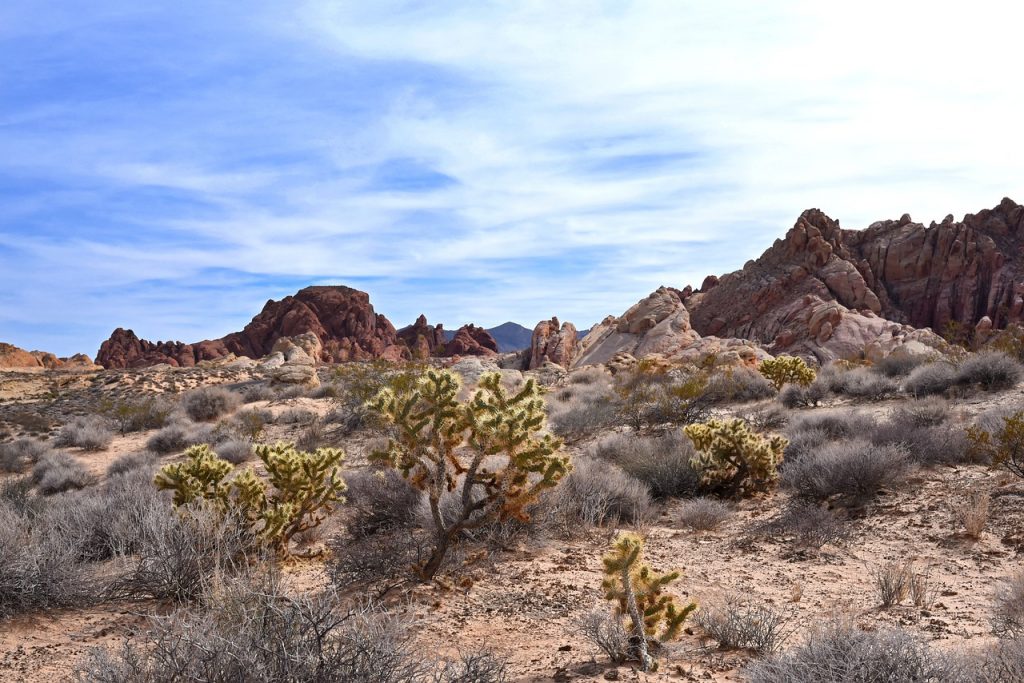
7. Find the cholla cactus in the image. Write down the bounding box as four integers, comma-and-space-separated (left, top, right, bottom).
370, 369, 569, 579
601, 532, 696, 671
154, 442, 346, 552
967, 410, 1024, 479
759, 355, 816, 390
684, 418, 787, 496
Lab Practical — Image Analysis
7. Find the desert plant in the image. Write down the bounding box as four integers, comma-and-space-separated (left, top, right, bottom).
145, 419, 216, 454
893, 397, 951, 428
828, 366, 898, 399
786, 410, 873, 440
967, 410, 1024, 479
904, 361, 959, 396
869, 421, 968, 466
684, 418, 787, 497
694, 594, 792, 654
31, 451, 93, 495
578, 609, 631, 664
550, 457, 652, 527
751, 501, 849, 552
778, 381, 826, 409
276, 407, 316, 424
781, 439, 908, 505
215, 439, 253, 464
600, 532, 696, 671
53, 415, 114, 451
590, 431, 699, 499
746, 620, 963, 682
677, 497, 732, 532
760, 356, 816, 391
368, 369, 568, 579
741, 403, 790, 433
99, 397, 173, 434
952, 487, 990, 539
876, 353, 931, 377
232, 408, 271, 442
957, 350, 1023, 391
908, 564, 938, 609
993, 572, 1024, 638
181, 386, 241, 422
106, 451, 160, 478
0, 437, 51, 473
704, 366, 776, 403
154, 442, 346, 552
343, 468, 424, 540
873, 561, 911, 607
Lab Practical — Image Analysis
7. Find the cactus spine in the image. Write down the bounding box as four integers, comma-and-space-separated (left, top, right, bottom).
601, 532, 696, 671
369, 369, 569, 579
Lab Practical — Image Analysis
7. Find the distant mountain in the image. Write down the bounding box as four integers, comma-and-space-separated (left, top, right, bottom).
444, 321, 533, 353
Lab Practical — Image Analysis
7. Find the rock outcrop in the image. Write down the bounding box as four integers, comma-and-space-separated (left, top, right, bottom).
444, 324, 499, 357
97, 286, 409, 369
527, 317, 578, 369
397, 315, 446, 359
0, 343, 43, 369
680, 200, 1024, 362
1, 343, 101, 371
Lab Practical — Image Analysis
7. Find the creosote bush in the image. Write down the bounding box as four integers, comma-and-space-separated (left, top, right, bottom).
600, 532, 696, 671
368, 369, 568, 579
181, 386, 241, 422
759, 356, 816, 391
54, 415, 114, 451
154, 442, 346, 552
684, 418, 787, 497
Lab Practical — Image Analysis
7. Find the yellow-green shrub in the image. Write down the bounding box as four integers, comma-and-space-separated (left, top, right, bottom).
684, 418, 787, 496
759, 356, 816, 390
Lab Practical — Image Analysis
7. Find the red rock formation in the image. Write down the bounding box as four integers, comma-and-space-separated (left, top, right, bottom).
528, 317, 579, 369
685, 198, 1024, 361
0, 343, 43, 369
444, 324, 498, 357
397, 314, 446, 359
97, 286, 409, 368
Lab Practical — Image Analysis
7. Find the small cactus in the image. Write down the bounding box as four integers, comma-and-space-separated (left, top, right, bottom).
759, 356, 816, 390
601, 532, 696, 671
369, 368, 569, 579
684, 418, 787, 496
154, 442, 346, 552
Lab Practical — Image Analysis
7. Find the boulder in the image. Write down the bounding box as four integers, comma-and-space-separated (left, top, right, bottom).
444, 325, 499, 357
527, 317, 578, 369
397, 315, 446, 359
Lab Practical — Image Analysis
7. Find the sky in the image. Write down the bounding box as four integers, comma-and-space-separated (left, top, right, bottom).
2, 1, 1023, 357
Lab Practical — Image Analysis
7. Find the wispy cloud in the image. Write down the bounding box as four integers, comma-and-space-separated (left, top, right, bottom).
2, 1, 1023, 355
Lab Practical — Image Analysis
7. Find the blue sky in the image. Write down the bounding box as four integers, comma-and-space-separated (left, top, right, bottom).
2, 2, 1022, 357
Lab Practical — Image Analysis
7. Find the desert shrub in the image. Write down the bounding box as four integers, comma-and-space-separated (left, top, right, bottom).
328, 528, 429, 594
694, 594, 792, 654
100, 397, 173, 434
307, 382, 342, 399
80, 576, 435, 682
6, 409, 52, 434
331, 360, 427, 434
967, 410, 1024, 478
296, 418, 327, 452
782, 427, 829, 465
0, 437, 51, 473
751, 501, 849, 551
548, 392, 620, 438
876, 353, 931, 378
760, 356, 816, 391
957, 351, 1023, 391
953, 488, 991, 539
434, 650, 510, 683
781, 439, 909, 505
786, 411, 874, 441
569, 366, 609, 385
778, 381, 826, 409
972, 638, 1024, 682
600, 532, 696, 671
240, 383, 276, 403
873, 561, 911, 607
678, 497, 732, 532
231, 408, 272, 442
276, 407, 316, 424
181, 386, 241, 422
343, 468, 423, 539
31, 451, 93, 495
579, 609, 630, 664
551, 457, 651, 527
746, 620, 962, 682
53, 415, 114, 451
684, 418, 787, 497
828, 366, 898, 400
644, 374, 713, 427
589, 430, 699, 498
869, 420, 969, 466
893, 397, 951, 428
145, 419, 216, 454
155, 442, 346, 553
904, 361, 959, 396
215, 439, 253, 464
368, 370, 568, 579
106, 451, 160, 478
741, 403, 790, 432
994, 573, 1024, 638
704, 366, 776, 403
0, 499, 96, 617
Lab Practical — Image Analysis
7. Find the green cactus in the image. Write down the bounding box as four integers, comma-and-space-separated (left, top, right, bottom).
369, 369, 569, 579
759, 355, 816, 390
154, 442, 346, 552
601, 532, 696, 672
684, 418, 787, 496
